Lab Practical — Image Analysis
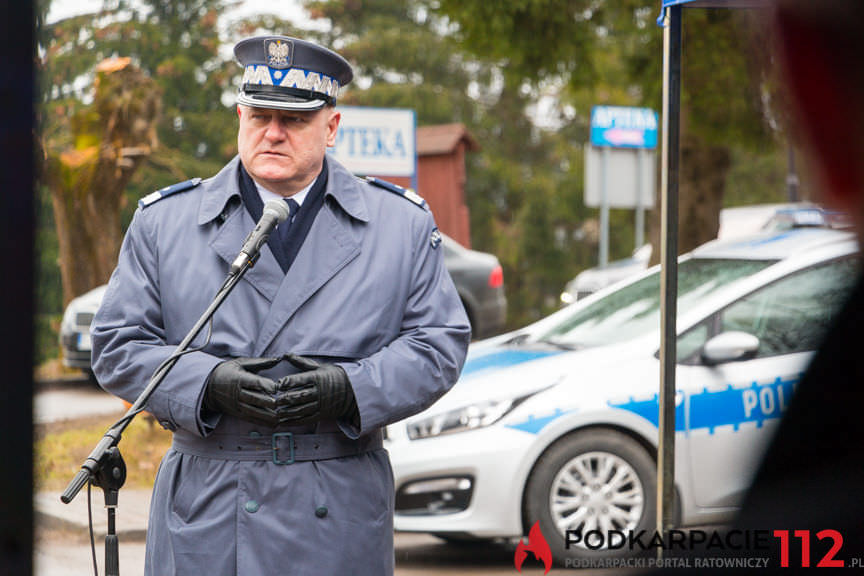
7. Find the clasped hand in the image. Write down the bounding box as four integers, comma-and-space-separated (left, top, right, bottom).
203, 354, 358, 428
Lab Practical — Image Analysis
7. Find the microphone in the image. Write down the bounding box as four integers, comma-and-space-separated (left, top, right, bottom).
230, 199, 291, 274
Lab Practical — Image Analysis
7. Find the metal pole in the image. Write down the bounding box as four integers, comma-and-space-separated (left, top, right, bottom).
600, 146, 610, 267
636, 148, 645, 250
657, 4, 681, 552
62, 258, 256, 505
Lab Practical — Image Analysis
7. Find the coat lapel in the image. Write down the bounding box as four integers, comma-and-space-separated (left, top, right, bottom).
199, 157, 285, 302
208, 207, 285, 302
254, 201, 363, 355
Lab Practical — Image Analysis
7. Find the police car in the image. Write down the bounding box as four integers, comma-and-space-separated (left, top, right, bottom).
386, 228, 859, 561
558, 203, 847, 306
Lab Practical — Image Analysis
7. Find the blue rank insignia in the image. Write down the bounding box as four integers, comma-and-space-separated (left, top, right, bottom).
430, 227, 442, 249
365, 177, 428, 211
138, 178, 202, 209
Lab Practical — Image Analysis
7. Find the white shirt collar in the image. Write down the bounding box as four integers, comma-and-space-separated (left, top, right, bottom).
254, 177, 316, 208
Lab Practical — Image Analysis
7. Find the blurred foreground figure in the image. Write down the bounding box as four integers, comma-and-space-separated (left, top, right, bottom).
737, 0, 864, 535
651, 2, 864, 573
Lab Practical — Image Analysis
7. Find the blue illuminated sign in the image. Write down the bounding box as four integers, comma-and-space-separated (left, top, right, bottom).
590, 106, 659, 149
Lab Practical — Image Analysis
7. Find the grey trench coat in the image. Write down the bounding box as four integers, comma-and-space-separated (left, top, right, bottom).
92, 155, 471, 575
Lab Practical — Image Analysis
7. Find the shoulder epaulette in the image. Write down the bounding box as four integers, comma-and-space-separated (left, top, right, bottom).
138, 178, 202, 209
365, 177, 428, 211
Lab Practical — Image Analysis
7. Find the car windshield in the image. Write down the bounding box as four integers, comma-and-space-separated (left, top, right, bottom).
537, 258, 776, 348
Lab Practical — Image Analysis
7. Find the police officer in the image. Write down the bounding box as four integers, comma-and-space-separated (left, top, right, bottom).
92, 35, 470, 575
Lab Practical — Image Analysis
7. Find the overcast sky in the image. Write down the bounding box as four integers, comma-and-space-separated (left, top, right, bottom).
47, 0, 312, 26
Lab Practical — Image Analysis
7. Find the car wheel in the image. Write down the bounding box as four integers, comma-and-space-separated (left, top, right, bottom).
524, 429, 656, 562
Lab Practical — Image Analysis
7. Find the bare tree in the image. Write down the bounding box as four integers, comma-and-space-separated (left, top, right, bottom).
45, 58, 160, 306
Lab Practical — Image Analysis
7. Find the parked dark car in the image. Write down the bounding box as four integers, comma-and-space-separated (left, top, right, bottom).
441, 234, 507, 340
59, 234, 507, 376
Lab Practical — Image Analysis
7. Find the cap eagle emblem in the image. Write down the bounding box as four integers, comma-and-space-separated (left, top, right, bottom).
267, 40, 291, 69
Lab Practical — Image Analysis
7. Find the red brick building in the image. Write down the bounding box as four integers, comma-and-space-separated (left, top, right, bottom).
382, 123, 478, 248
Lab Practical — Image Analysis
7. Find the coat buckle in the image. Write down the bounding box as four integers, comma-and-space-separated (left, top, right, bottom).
272, 432, 295, 465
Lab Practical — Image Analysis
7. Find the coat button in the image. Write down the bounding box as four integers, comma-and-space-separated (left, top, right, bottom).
245, 500, 260, 513
315, 506, 328, 518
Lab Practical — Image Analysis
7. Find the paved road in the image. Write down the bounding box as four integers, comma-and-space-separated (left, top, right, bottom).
34, 379, 126, 424
35, 525, 628, 575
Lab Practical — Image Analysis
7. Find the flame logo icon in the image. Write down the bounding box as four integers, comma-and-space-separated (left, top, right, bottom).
514, 521, 553, 574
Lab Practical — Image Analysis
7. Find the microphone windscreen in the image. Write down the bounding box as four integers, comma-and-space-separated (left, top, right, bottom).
263, 199, 291, 223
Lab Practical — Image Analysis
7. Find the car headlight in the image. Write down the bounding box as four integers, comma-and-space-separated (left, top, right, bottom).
407, 396, 526, 440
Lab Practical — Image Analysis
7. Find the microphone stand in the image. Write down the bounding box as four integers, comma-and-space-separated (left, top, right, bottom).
60, 253, 259, 576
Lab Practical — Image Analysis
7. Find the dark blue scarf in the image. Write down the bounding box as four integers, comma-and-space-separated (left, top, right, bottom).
238, 159, 329, 273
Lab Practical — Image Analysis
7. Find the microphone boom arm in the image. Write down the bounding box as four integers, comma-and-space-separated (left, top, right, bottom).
62, 198, 290, 504
61, 258, 253, 504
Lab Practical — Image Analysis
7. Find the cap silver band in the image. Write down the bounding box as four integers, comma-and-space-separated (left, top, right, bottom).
241, 64, 340, 99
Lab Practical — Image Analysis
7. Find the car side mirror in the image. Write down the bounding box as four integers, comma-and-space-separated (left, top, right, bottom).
701, 331, 760, 366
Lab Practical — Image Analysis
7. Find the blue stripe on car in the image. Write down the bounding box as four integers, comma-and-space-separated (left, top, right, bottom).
688, 375, 799, 433
609, 374, 800, 434
607, 394, 687, 431
461, 349, 562, 379
506, 409, 572, 434
504, 374, 801, 436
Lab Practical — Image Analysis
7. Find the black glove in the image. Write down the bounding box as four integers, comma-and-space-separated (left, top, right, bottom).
275, 354, 359, 426
203, 357, 283, 427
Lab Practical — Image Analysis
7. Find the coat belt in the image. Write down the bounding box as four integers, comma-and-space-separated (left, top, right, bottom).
172, 430, 383, 464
